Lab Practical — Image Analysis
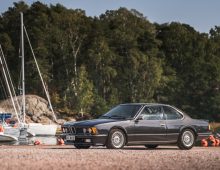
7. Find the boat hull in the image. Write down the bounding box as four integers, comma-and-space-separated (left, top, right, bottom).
0, 133, 18, 142
27, 123, 57, 136
4, 127, 20, 138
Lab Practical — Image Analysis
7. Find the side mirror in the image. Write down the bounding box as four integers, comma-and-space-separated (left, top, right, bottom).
136, 115, 143, 121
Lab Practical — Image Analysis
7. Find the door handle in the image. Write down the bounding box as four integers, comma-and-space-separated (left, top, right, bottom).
160, 123, 166, 127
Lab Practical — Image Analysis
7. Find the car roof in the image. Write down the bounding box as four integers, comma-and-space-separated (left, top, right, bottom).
120, 103, 190, 118
120, 103, 170, 106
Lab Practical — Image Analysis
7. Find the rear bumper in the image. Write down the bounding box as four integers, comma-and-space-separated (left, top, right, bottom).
60, 133, 108, 146
197, 132, 212, 140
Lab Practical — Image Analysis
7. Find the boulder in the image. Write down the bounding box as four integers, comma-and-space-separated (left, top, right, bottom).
0, 95, 57, 124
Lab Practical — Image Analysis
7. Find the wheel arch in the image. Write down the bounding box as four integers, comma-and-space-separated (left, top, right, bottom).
107, 126, 128, 145
179, 126, 198, 138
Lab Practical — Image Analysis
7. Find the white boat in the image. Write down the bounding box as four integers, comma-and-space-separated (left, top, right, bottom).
3, 126, 20, 138
27, 123, 57, 136
0, 132, 18, 142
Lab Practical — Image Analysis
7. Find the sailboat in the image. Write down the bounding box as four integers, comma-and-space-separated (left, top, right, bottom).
20, 12, 57, 136
0, 13, 58, 137
0, 45, 23, 141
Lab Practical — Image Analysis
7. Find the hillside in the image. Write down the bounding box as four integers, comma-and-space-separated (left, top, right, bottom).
0, 1, 220, 121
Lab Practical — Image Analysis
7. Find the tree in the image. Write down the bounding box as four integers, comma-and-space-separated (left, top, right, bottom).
1, 2, 220, 121
68, 65, 94, 115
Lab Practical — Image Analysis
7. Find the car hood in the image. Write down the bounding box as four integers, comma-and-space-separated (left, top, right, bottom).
63, 118, 121, 127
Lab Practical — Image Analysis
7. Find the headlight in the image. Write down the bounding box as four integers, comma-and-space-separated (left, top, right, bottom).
88, 128, 92, 133
83, 127, 98, 135
90, 127, 97, 135
62, 127, 65, 133
83, 128, 87, 134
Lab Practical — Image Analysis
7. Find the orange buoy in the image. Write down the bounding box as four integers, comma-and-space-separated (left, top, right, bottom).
215, 139, 220, 146
208, 135, 215, 141
201, 139, 208, 147
34, 140, 41, 145
210, 139, 216, 147
0, 125, 4, 133
57, 138, 65, 145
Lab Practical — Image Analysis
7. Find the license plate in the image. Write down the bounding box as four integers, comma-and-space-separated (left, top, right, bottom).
66, 135, 75, 141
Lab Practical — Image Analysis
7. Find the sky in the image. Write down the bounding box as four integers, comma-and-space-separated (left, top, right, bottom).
0, 0, 220, 33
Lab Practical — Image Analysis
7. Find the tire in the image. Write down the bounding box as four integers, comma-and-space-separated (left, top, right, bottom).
106, 129, 126, 149
177, 129, 195, 150
145, 144, 158, 149
74, 144, 90, 149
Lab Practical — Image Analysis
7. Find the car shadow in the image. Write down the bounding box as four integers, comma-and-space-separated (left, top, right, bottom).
122, 147, 179, 150
46, 146, 179, 150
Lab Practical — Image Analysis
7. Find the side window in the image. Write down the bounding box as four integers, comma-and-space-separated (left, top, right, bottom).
139, 106, 164, 120
163, 106, 183, 120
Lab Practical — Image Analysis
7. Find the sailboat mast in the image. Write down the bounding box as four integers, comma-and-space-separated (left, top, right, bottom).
21, 12, 25, 123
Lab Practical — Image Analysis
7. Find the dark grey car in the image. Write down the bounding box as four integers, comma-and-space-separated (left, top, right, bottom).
61, 103, 211, 149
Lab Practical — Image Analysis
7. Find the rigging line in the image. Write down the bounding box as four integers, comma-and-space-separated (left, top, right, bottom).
24, 25, 57, 122
0, 45, 20, 123
0, 56, 9, 98
0, 74, 11, 107
0, 45, 21, 111
0, 73, 8, 100
0, 65, 13, 108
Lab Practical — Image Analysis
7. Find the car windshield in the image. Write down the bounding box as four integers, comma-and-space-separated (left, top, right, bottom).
100, 105, 142, 119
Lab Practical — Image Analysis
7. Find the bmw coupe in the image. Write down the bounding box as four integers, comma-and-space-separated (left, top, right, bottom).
61, 103, 211, 149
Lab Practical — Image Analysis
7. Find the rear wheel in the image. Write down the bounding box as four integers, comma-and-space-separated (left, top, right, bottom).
74, 144, 90, 149
144, 144, 158, 149
177, 129, 195, 150
106, 129, 126, 149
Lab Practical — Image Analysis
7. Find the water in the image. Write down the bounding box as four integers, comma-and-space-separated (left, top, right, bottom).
0, 136, 58, 145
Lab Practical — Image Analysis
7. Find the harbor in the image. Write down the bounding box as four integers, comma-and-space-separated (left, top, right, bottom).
0, 136, 58, 145
0, 12, 59, 143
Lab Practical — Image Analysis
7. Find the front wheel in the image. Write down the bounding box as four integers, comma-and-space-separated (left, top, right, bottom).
177, 129, 195, 150
74, 144, 90, 149
106, 129, 126, 149
145, 144, 158, 149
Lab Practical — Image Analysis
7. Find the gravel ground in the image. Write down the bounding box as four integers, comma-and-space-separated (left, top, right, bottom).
0, 145, 219, 170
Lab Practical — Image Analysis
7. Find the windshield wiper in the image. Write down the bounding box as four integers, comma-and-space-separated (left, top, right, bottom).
99, 115, 111, 119
100, 115, 131, 120
109, 115, 127, 119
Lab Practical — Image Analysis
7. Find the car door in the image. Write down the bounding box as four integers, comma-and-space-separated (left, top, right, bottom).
163, 105, 184, 142
128, 105, 167, 144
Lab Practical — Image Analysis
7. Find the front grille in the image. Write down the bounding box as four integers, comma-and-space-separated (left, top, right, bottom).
63, 126, 76, 134
63, 126, 86, 134
70, 127, 76, 134
75, 128, 83, 134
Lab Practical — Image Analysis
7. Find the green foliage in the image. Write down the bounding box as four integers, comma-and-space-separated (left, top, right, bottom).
74, 66, 94, 114
0, 2, 220, 121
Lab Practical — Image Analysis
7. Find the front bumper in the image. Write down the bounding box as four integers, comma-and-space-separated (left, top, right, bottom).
60, 133, 108, 146
197, 132, 212, 140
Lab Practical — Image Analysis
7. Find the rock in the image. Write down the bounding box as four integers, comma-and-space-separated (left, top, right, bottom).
56, 119, 66, 125
32, 115, 38, 122
0, 95, 58, 124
